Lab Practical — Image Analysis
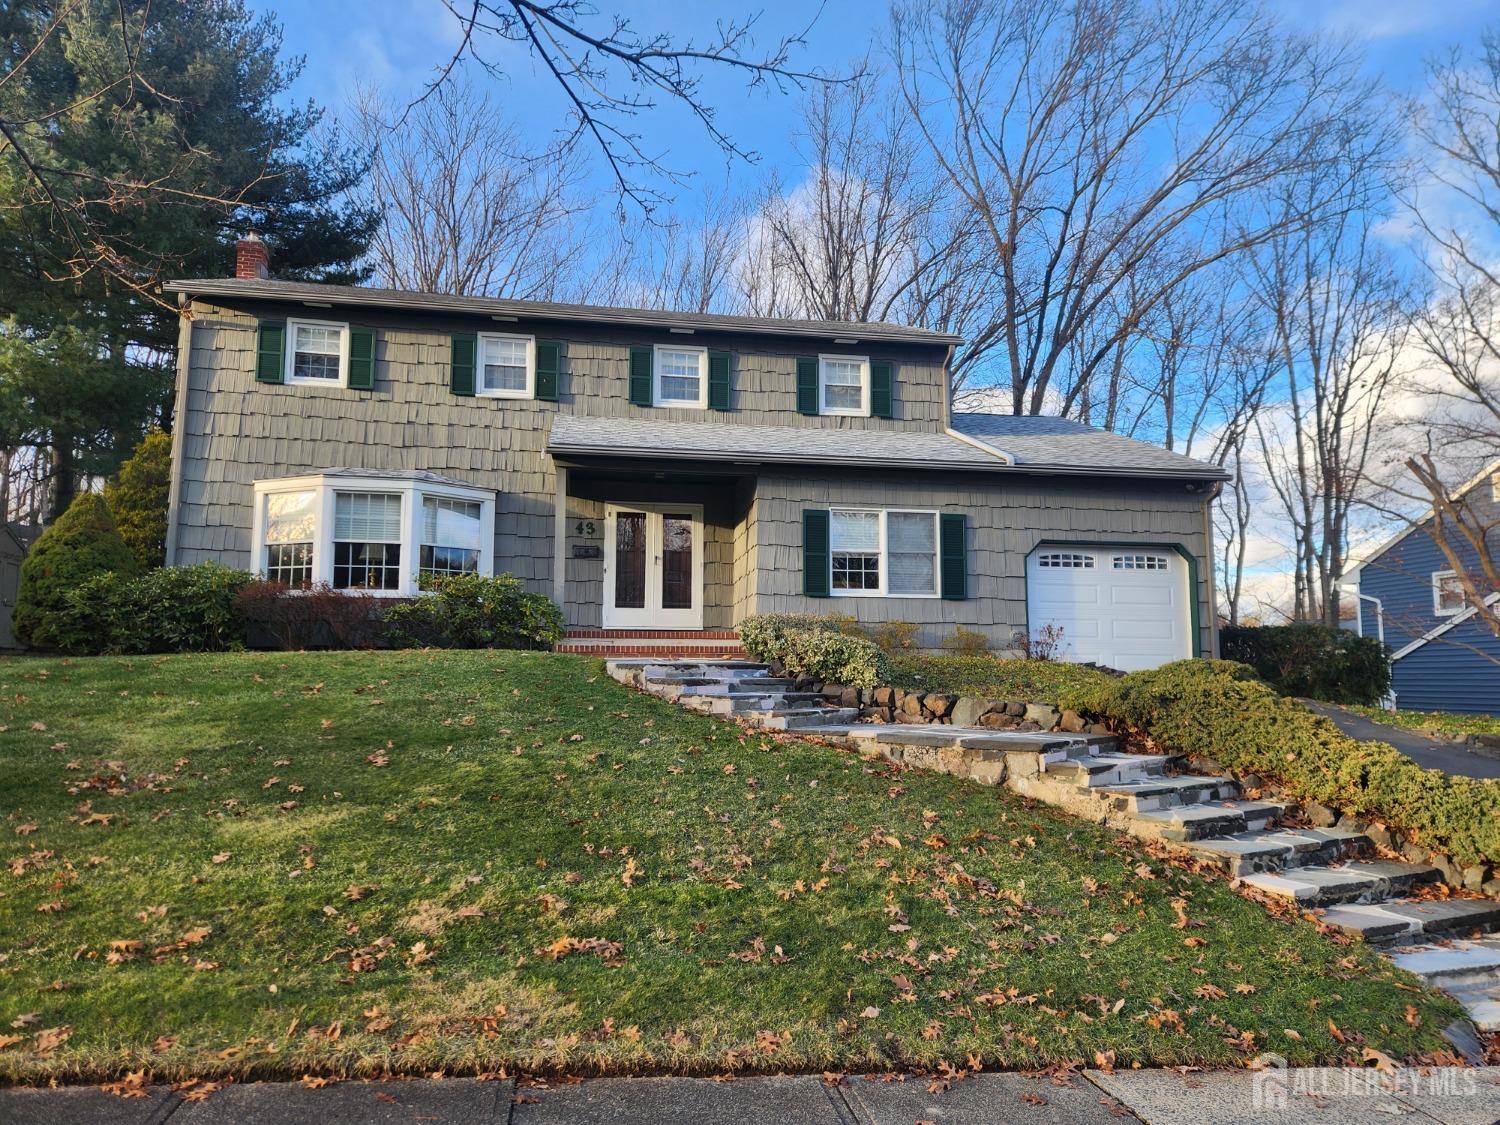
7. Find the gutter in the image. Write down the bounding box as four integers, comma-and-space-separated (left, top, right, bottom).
546, 441, 1229, 482
164, 281, 965, 349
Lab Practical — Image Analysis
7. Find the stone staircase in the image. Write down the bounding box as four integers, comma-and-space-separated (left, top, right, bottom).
607, 658, 1500, 1038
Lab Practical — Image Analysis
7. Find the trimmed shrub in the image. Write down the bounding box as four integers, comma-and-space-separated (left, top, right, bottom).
104, 430, 172, 570
1220, 623, 1389, 705
736, 613, 889, 688
888, 653, 1115, 700
868, 620, 919, 653
14, 493, 138, 649
941, 625, 991, 655
235, 581, 383, 650
51, 563, 251, 655
381, 574, 563, 650
1052, 659, 1500, 866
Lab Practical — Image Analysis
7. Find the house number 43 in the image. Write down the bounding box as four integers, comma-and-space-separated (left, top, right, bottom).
574, 519, 598, 537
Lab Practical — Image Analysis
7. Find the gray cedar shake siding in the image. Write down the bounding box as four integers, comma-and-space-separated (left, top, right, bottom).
166, 285, 1222, 652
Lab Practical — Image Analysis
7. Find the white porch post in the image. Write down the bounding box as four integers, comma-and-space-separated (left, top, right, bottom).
553, 464, 568, 610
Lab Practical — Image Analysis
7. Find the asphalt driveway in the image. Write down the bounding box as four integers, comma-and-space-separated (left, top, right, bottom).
1303, 701, 1500, 780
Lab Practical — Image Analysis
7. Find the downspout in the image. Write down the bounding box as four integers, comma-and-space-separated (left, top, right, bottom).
1337, 583, 1393, 709
1203, 480, 1223, 659
162, 293, 195, 567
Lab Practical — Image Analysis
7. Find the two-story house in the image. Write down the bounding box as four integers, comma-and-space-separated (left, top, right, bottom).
1349, 458, 1500, 714
160, 238, 1228, 670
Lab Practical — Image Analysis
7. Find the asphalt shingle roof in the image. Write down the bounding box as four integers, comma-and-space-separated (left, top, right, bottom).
163, 278, 963, 346
549, 414, 1229, 481
952, 413, 1229, 480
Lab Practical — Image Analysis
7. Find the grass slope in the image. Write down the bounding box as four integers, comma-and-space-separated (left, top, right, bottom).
1344, 705, 1500, 740
0, 651, 1459, 1083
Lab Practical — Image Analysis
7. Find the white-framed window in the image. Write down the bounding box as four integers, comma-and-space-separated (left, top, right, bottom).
263, 490, 317, 585
478, 333, 534, 398
654, 345, 707, 408
252, 473, 495, 598
1492, 471, 1499, 504
1112, 554, 1169, 571
819, 354, 870, 416
1433, 569, 1467, 616
1038, 552, 1095, 569
829, 508, 938, 597
421, 496, 483, 580
286, 319, 349, 386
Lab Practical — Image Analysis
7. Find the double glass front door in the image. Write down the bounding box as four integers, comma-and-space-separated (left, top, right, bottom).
603, 504, 702, 629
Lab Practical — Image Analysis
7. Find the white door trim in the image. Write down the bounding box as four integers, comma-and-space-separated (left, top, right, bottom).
602, 502, 705, 630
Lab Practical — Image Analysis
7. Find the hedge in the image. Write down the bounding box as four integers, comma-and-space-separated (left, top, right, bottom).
737, 613, 889, 689
1220, 623, 1390, 704
1053, 660, 1500, 867
51, 563, 251, 654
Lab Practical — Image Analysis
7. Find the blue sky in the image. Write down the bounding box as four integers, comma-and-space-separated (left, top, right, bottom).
253, 0, 1497, 204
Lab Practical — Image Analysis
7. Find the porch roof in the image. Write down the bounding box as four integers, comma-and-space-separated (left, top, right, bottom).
547, 415, 1229, 480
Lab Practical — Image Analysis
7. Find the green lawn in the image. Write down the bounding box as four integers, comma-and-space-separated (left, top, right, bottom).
0, 650, 1459, 1084
1344, 704, 1500, 739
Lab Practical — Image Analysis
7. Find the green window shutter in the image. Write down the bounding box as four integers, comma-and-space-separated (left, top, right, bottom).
940, 513, 968, 600
450, 333, 476, 397
347, 327, 376, 390
629, 346, 653, 407
535, 340, 561, 402
708, 350, 732, 411
796, 356, 819, 415
870, 361, 893, 418
255, 321, 285, 384
803, 509, 831, 598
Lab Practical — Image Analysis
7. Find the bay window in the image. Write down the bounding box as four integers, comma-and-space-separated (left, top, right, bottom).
252, 472, 494, 596
830, 508, 938, 597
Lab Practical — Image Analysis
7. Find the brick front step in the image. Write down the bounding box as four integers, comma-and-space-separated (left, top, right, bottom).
564, 628, 741, 640
557, 642, 746, 659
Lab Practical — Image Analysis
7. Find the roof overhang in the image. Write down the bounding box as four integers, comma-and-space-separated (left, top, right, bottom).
163, 278, 964, 348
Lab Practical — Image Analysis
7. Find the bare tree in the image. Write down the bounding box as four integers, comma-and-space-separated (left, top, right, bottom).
1249, 184, 1409, 627
426, 1, 847, 211
354, 81, 587, 299
1386, 30, 1500, 642
890, 0, 1381, 419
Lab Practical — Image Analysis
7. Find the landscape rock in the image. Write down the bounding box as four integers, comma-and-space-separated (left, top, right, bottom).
1305, 803, 1339, 828
1005, 701, 1026, 718
901, 692, 926, 717
1463, 864, 1490, 893
839, 687, 861, 709
1058, 709, 1086, 733
950, 697, 992, 728
822, 683, 846, 700
1433, 854, 1464, 888
1364, 823, 1394, 850
925, 694, 955, 719
1023, 702, 1061, 728
1484, 878, 1500, 899
873, 686, 894, 707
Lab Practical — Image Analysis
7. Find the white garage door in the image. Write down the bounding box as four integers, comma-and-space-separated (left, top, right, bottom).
1025, 548, 1192, 672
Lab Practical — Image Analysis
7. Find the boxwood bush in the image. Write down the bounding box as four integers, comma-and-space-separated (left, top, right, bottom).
736, 613, 889, 689
1220, 623, 1390, 704
1056, 659, 1500, 866
14, 493, 138, 649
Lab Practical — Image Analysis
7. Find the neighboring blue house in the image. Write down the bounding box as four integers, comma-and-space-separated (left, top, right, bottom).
1350, 459, 1500, 715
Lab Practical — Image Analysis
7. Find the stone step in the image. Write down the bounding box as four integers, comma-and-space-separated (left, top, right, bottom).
1127, 799, 1284, 842
1317, 897, 1500, 944
1239, 860, 1442, 907
1444, 980, 1500, 1032
1092, 774, 1239, 813
1180, 827, 1371, 877
1045, 753, 1173, 788
1388, 939, 1500, 989
750, 707, 861, 730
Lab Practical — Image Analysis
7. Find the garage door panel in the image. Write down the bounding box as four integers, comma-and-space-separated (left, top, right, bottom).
1027, 548, 1191, 672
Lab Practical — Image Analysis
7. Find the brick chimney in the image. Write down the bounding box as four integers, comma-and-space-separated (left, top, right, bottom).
234, 233, 269, 280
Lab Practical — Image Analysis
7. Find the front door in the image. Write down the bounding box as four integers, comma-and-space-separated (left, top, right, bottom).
603, 504, 704, 629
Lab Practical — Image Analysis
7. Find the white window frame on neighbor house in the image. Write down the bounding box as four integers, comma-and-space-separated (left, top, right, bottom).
828, 507, 940, 598
653, 344, 708, 408
252, 473, 495, 598
284, 318, 350, 387
819, 354, 870, 417
1432, 569, 1467, 617
477, 332, 535, 399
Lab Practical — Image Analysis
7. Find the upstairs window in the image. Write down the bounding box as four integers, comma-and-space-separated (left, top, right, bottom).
819, 355, 869, 416
286, 320, 347, 385
654, 345, 707, 408
1433, 570, 1467, 616
479, 333, 533, 398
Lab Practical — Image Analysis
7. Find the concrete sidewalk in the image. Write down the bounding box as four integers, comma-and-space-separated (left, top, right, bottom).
3, 1067, 1499, 1125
